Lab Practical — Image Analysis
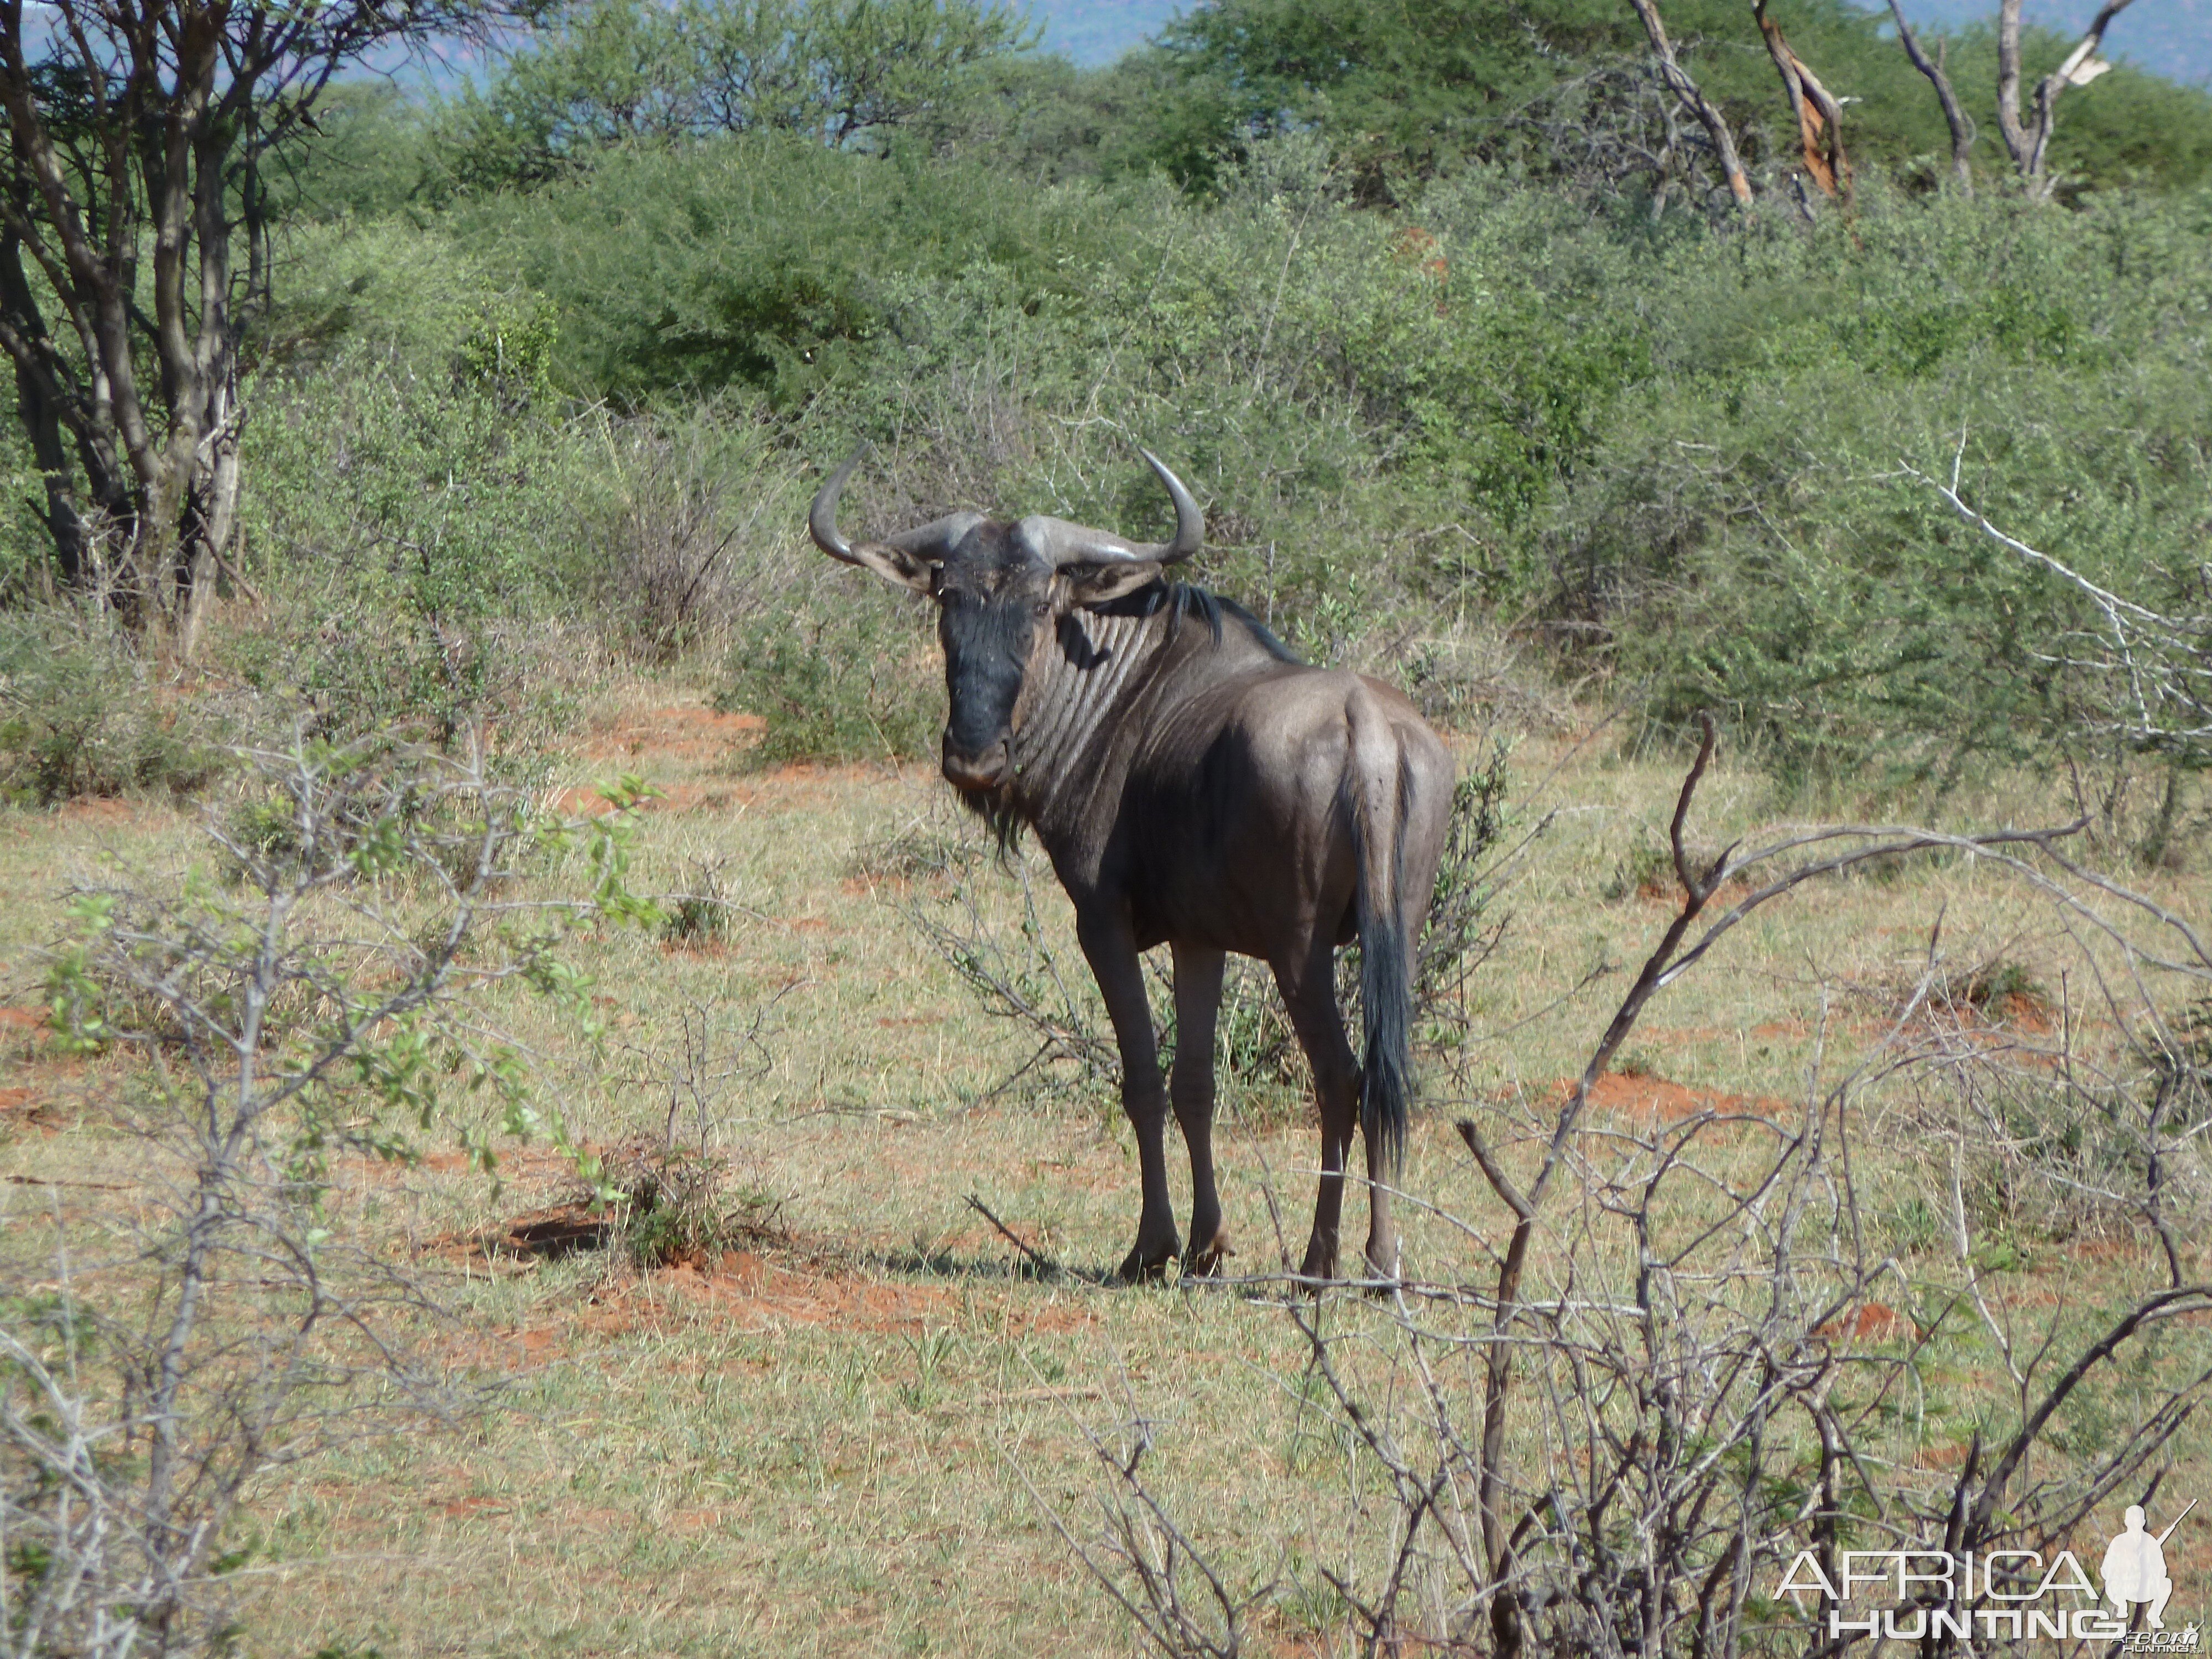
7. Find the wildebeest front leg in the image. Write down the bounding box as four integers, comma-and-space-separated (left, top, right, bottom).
1273, 945, 1361, 1283
1171, 943, 1232, 1275
1077, 910, 1181, 1282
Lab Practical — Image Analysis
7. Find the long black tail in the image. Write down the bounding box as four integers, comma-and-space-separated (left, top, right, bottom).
1347, 688, 1415, 1177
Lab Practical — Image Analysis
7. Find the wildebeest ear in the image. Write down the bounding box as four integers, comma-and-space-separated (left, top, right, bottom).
840, 540, 939, 594
1063, 562, 1163, 608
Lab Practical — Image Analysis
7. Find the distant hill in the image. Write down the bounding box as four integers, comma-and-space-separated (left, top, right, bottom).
1028, 0, 2211, 83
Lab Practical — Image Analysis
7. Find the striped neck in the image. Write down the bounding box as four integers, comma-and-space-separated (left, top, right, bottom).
1006, 604, 1172, 823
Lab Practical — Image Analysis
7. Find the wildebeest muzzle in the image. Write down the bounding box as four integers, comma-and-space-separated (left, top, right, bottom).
938, 588, 1033, 793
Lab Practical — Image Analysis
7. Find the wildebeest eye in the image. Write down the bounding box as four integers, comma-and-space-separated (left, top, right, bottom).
1031, 600, 1052, 619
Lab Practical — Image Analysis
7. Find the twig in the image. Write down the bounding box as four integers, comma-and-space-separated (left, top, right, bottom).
966, 1193, 1060, 1279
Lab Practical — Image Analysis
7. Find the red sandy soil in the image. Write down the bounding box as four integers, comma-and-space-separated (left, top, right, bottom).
579, 704, 764, 765
1816, 1302, 1915, 1344
1640, 1019, 1813, 1047
587, 703, 975, 797
0, 1005, 91, 1129
436, 1234, 1110, 1373
1535, 1070, 1790, 1124
1915, 1440, 1975, 1470
2057, 1236, 2154, 1265
1631, 870, 1760, 906
1919, 990, 2059, 1035
551, 779, 729, 816
439, 1495, 512, 1519
562, 703, 915, 808
55, 796, 154, 827
462, 1261, 952, 1368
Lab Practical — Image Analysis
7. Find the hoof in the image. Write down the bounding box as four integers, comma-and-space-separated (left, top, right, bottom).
1363, 1240, 1402, 1290
1183, 1228, 1236, 1278
1297, 1242, 1340, 1287
1118, 1241, 1180, 1284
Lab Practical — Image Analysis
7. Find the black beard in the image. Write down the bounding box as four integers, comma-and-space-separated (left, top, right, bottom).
954, 781, 1026, 858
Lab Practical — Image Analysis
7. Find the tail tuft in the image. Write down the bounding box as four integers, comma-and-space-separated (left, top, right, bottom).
1348, 704, 1417, 1178
1359, 909, 1413, 1176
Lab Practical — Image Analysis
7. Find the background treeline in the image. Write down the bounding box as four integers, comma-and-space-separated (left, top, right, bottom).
5, 0, 2211, 807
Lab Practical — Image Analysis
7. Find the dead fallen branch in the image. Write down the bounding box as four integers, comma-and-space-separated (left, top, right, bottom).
967, 1192, 1062, 1280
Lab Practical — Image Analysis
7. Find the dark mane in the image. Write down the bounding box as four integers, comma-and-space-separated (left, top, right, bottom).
1096, 580, 1302, 662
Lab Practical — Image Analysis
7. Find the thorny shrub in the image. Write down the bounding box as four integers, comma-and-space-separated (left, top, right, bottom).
715, 574, 940, 768
601, 994, 795, 1267
2, 743, 658, 1657
0, 613, 230, 806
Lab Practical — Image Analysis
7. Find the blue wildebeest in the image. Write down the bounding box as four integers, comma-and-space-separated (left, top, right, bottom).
811, 450, 1453, 1282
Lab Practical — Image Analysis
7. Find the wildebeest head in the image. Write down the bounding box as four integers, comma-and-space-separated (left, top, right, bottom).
808, 449, 1204, 803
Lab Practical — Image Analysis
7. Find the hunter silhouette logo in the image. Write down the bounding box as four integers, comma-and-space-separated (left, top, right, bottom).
1776, 1500, 2201, 1645
2104, 1502, 2193, 1634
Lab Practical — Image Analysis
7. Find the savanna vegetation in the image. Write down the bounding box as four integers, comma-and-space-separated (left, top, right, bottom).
6, 0, 2212, 1650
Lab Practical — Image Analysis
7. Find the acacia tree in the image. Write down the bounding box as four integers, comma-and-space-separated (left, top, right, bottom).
0, 0, 512, 654
436, 0, 1034, 192
1626, 0, 1853, 214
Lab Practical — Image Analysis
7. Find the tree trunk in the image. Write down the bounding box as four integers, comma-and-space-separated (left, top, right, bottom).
1886, 7, 1974, 194
1627, 0, 1755, 207
1996, 0, 2032, 176
1999, 0, 2138, 199
178, 371, 242, 664
0, 0, 241, 649
1, 228, 90, 592
162, 112, 242, 660
6, 0, 485, 646
1753, 0, 1851, 202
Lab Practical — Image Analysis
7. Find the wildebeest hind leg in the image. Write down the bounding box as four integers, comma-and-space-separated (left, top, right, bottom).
1274, 945, 1359, 1285
1078, 910, 1181, 1282
1171, 943, 1232, 1275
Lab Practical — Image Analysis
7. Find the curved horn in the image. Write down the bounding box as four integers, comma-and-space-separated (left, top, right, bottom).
884, 510, 987, 559
811, 447, 984, 567
1138, 448, 1206, 564
1021, 448, 1206, 568
808, 448, 871, 566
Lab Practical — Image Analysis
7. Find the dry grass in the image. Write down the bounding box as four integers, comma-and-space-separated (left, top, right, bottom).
4, 684, 2209, 1656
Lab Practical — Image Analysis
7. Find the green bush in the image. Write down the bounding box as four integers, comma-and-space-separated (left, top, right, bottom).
425, 128, 2200, 791
1536, 188, 2212, 781
455, 131, 1149, 405
429, 0, 1033, 194
568, 404, 804, 661
716, 581, 939, 766
262, 82, 441, 223
202, 74, 2212, 806
253, 218, 548, 378
0, 615, 229, 806
234, 337, 615, 746
1130, 0, 2212, 198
